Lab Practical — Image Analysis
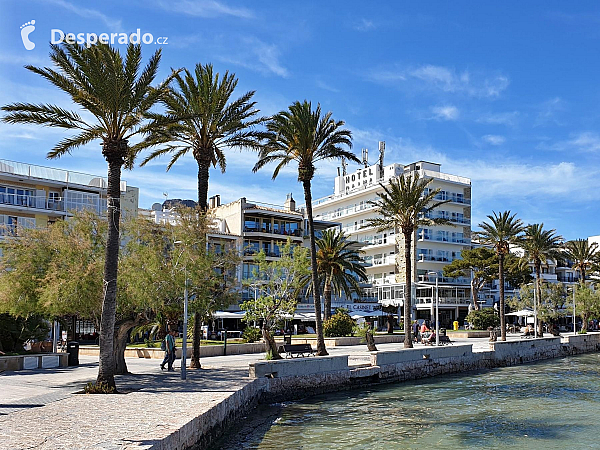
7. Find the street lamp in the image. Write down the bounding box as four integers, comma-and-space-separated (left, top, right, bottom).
570, 285, 576, 336
524, 281, 538, 338
427, 271, 439, 346
174, 241, 188, 381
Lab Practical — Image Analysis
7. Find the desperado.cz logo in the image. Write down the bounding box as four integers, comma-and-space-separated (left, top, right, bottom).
20, 20, 168, 50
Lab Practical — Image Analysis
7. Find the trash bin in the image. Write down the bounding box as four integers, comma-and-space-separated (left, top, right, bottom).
67, 341, 79, 366
453, 321, 459, 331
439, 328, 447, 337
284, 334, 292, 345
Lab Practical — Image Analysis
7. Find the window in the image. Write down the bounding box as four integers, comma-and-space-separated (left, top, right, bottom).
244, 216, 260, 232
242, 263, 259, 280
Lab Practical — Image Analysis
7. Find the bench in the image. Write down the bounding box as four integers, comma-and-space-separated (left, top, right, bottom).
423, 335, 453, 346
279, 343, 316, 358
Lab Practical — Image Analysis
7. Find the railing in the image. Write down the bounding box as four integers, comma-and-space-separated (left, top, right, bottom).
0, 158, 126, 191
416, 297, 471, 305
418, 235, 470, 244
418, 169, 471, 186
0, 194, 105, 214
243, 226, 302, 237
422, 213, 470, 225
372, 256, 395, 266
418, 255, 455, 262
418, 275, 471, 285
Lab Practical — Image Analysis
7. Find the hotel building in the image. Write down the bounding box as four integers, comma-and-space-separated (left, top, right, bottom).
312, 153, 473, 327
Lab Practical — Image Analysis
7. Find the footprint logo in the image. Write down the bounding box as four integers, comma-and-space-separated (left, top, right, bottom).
20, 20, 36, 50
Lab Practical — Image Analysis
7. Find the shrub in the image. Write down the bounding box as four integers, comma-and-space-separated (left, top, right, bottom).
145, 339, 157, 348
465, 309, 500, 330
323, 310, 355, 337
242, 326, 262, 343
84, 382, 116, 394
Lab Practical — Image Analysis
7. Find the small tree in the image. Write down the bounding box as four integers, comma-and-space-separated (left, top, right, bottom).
444, 248, 498, 310
323, 308, 355, 337
570, 285, 600, 332
241, 242, 310, 359
509, 282, 567, 332
465, 309, 500, 330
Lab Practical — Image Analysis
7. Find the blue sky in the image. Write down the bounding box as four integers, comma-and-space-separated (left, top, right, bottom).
1, 1, 599, 240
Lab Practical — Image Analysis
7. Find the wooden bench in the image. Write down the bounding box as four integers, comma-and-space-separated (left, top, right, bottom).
279, 343, 316, 358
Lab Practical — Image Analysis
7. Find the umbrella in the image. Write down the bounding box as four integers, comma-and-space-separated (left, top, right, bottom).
505, 309, 534, 317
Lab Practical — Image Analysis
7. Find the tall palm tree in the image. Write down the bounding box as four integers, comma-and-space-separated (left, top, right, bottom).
522, 224, 563, 335
564, 239, 599, 284
365, 174, 450, 348
1, 43, 173, 388
253, 100, 358, 356
477, 211, 525, 341
143, 63, 267, 368
314, 229, 367, 321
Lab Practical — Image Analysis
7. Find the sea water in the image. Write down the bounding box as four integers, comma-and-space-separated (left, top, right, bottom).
216, 353, 600, 449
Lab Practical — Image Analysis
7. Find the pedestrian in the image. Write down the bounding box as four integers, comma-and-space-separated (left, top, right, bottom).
412, 320, 419, 343
160, 329, 176, 372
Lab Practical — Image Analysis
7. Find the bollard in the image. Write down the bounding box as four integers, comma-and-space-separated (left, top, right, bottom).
223, 330, 228, 356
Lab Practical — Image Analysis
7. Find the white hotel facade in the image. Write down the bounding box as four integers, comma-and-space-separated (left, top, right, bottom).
312, 154, 473, 327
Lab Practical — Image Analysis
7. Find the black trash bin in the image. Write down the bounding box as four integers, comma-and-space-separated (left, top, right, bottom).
67, 341, 79, 366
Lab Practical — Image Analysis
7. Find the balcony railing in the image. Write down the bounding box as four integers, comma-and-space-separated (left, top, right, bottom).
0, 194, 105, 214
418, 235, 470, 244
0, 158, 126, 191
243, 226, 302, 237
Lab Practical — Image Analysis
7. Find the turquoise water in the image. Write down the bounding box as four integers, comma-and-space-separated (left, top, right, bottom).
218, 354, 600, 449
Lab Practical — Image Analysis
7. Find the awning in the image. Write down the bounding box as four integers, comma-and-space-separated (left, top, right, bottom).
350, 310, 377, 319
506, 309, 534, 317
213, 311, 245, 319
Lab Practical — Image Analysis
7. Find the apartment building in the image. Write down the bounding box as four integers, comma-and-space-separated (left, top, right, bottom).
312, 155, 473, 327
0, 158, 138, 238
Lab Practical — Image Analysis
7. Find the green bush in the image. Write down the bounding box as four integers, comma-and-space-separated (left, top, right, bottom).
0, 314, 50, 353
242, 326, 262, 343
323, 310, 356, 337
144, 339, 157, 348
465, 308, 500, 330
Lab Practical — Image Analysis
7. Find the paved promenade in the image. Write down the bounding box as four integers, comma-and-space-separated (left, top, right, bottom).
0, 335, 556, 449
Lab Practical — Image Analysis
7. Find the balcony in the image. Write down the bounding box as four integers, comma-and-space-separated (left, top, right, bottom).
418, 235, 470, 245
422, 213, 470, 225
415, 297, 471, 306
243, 226, 302, 238
371, 256, 395, 267
418, 255, 454, 263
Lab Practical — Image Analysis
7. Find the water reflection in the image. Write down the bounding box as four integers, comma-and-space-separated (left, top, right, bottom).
215, 354, 600, 449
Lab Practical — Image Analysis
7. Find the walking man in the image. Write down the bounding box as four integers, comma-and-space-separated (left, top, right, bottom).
160, 329, 176, 371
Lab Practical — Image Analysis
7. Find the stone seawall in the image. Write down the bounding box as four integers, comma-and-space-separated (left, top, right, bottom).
154, 334, 600, 448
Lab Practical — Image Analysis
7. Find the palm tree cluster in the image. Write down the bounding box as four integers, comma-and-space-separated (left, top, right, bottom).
477, 212, 599, 341
1, 42, 360, 384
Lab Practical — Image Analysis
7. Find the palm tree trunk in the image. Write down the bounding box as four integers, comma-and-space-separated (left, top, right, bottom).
323, 274, 332, 321
97, 155, 123, 389
190, 313, 202, 369
498, 253, 506, 341
535, 262, 543, 336
190, 157, 211, 368
197, 157, 211, 210
403, 229, 413, 348
303, 180, 328, 356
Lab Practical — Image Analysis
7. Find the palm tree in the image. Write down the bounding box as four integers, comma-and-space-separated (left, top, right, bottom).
1, 43, 173, 389
314, 229, 367, 321
143, 63, 267, 368
522, 224, 563, 335
564, 239, 599, 284
253, 101, 358, 356
365, 173, 450, 348
142, 63, 267, 209
477, 211, 525, 341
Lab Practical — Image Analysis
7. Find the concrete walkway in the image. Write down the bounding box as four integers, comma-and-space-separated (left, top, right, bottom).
0, 334, 553, 449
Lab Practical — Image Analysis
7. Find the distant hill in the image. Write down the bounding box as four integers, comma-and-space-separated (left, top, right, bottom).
162, 199, 197, 209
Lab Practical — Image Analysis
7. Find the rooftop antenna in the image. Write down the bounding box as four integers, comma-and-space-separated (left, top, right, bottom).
362, 148, 369, 168
341, 158, 347, 176
378, 141, 385, 178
